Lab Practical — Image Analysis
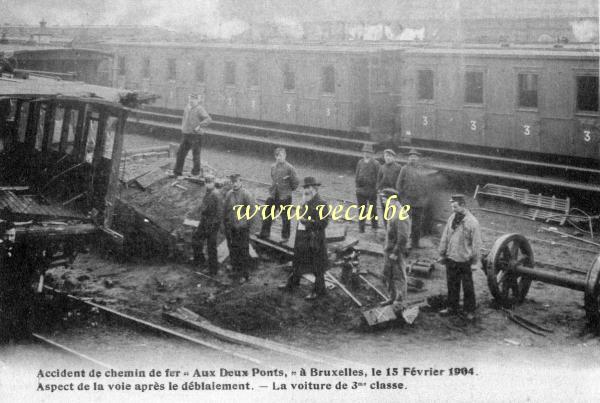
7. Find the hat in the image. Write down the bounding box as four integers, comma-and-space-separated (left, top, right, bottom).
361, 143, 374, 153
274, 147, 286, 155
301, 176, 321, 188
383, 149, 396, 157
408, 149, 421, 157
204, 173, 216, 183
189, 94, 200, 100
449, 194, 466, 204
381, 188, 399, 198
228, 173, 241, 180
0, 220, 15, 233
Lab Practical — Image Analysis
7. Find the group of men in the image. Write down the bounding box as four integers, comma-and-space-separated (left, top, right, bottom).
354, 143, 482, 319
174, 94, 483, 315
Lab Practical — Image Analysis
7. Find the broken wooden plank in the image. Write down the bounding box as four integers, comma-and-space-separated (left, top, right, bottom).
135, 168, 169, 189
250, 234, 294, 257
163, 308, 330, 364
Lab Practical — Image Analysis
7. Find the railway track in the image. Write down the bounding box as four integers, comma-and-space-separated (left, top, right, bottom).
33, 286, 363, 370
126, 108, 600, 196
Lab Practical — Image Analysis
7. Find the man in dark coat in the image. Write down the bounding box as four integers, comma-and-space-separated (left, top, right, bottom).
396, 149, 426, 248
172, 94, 212, 177
223, 173, 256, 283
355, 143, 380, 233
192, 174, 223, 275
259, 147, 299, 241
0, 220, 30, 342
280, 177, 329, 300
377, 149, 401, 228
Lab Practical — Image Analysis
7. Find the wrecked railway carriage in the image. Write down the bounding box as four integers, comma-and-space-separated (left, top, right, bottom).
0, 71, 153, 336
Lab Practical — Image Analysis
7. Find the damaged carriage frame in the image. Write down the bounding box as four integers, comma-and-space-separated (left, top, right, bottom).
0, 92, 128, 282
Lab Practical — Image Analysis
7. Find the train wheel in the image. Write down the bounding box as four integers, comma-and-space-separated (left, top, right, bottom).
584, 255, 600, 327
486, 233, 533, 307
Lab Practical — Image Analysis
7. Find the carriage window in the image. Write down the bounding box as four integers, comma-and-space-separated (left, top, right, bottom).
518, 73, 538, 108
196, 59, 205, 82
118, 56, 127, 76
64, 109, 79, 155
167, 58, 176, 80
51, 107, 65, 151
247, 60, 259, 87
283, 63, 295, 91
35, 104, 46, 151
17, 102, 29, 143
85, 118, 99, 163
576, 76, 598, 112
103, 116, 118, 159
465, 71, 484, 104
142, 58, 151, 78
373, 59, 390, 90
224, 61, 236, 85
418, 70, 434, 100
322, 65, 335, 94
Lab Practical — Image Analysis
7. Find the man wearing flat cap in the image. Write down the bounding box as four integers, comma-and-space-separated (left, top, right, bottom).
192, 174, 223, 275
259, 147, 299, 241
0, 220, 27, 341
223, 174, 256, 283
377, 149, 401, 228
380, 188, 410, 307
355, 143, 380, 233
396, 149, 426, 248
280, 177, 329, 300
172, 94, 212, 178
438, 194, 482, 321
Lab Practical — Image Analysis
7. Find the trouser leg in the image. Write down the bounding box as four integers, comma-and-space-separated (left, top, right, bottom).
192, 227, 205, 264
446, 260, 461, 311
259, 197, 275, 237
410, 206, 423, 247
395, 255, 407, 302
369, 192, 379, 229
356, 193, 367, 232
191, 136, 201, 175
230, 228, 250, 279
383, 255, 396, 301
173, 135, 191, 175
206, 229, 218, 275
313, 269, 326, 295
460, 262, 476, 312
380, 195, 389, 228
286, 268, 302, 288
280, 196, 291, 239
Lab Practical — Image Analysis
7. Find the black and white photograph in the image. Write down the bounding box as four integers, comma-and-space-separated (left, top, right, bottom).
0, 1, 598, 401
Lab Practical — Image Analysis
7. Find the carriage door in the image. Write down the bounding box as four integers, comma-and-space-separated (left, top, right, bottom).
573, 73, 600, 160
351, 58, 370, 129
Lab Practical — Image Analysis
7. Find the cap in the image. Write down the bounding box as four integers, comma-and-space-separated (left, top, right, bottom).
274, 147, 286, 155
228, 173, 241, 180
361, 143, 374, 153
301, 176, 321, 188
408, 149, 421, 157
189, 94, 200, 100
449, 194, 467, 204
383, 149, 396, 157
204, 174, 216, 183
381, 188, 399, 198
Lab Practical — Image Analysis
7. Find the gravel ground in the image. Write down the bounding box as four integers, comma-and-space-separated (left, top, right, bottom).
8, 132, 599, 371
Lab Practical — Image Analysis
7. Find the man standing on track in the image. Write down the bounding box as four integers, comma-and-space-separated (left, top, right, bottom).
438, 194, 483, 321
381, 189, 410, 308
377, 149, 401, 228
259, 147, 299, 242
223, 173, 256, 283
396, 149, 425, 248
192, 174, 223, 275
279, 177, 329, 300
172, 94, 212, 178
355, 143, 380, 233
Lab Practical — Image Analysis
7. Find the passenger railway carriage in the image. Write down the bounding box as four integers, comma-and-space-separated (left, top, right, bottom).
106, 41, 599, 164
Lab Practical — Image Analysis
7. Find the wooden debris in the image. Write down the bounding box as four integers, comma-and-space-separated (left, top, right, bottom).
163, 308, 330, 364
135, 168, 169, 189
326, 225, 347, 243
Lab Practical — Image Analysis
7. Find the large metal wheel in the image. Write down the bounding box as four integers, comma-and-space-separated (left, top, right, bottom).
584, 255, 600, 326
486, 233, 534, 307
